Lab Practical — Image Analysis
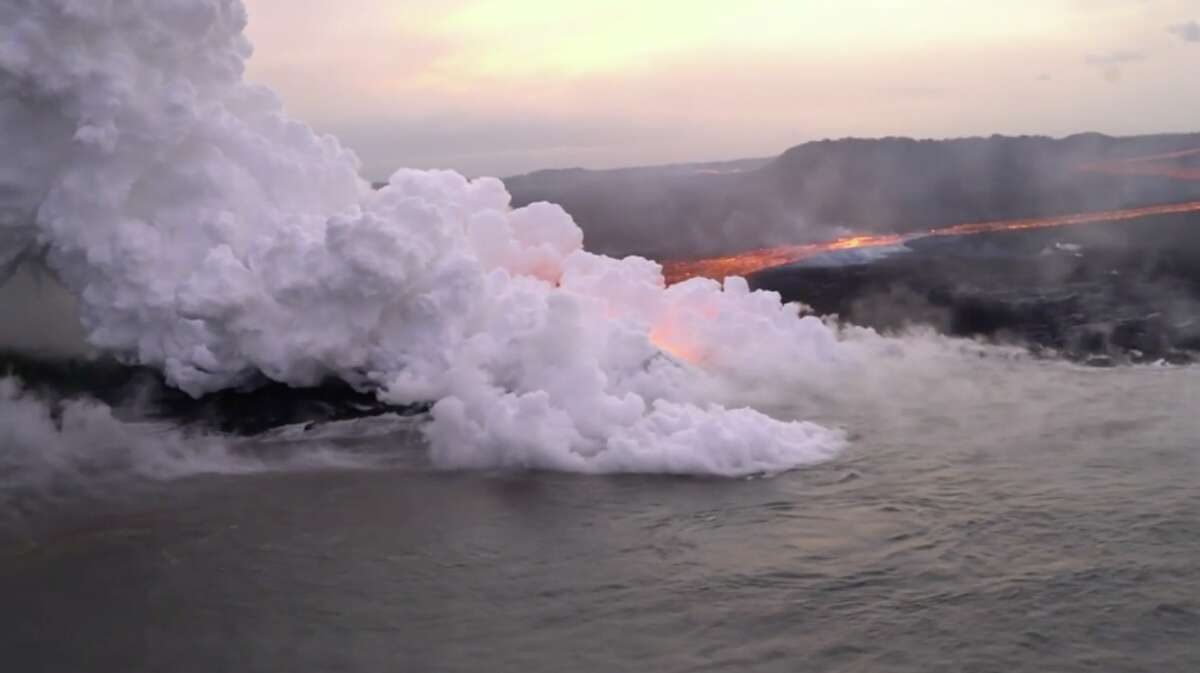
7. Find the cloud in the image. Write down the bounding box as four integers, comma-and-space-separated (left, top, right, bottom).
1084, 50, 1146, 83
319, 113, 668, 179
1084, 50, 1146, 66
1168, 20, 1200, 43
878, 85, 948, 99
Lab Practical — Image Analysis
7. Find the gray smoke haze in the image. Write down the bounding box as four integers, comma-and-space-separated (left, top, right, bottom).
504, 133, 1200, 261
1084, 50, 1148, 66
0, 263, 90, 358
1168, 20, 1200, 43
1084, 50, 1147, 83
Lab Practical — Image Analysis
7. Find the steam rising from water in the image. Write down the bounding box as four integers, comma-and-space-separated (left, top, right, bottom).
0, 377, 397, 526
0, 0, 853, 476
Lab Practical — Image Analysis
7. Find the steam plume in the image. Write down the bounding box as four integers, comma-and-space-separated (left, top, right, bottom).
0, 0, 857, 476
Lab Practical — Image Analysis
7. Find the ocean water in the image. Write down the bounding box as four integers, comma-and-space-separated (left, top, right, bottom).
3, 363, 1198, 673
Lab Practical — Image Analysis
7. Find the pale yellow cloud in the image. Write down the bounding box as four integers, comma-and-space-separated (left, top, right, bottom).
428, 0, 1074, 79
242, 0, 1200, 177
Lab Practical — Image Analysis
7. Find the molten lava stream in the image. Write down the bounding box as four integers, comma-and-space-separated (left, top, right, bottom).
662, 199, 1200, 284
661, 148, 1200, 284
661, 235, 902, 285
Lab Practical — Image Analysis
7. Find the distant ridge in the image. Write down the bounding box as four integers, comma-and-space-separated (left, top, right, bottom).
502, 133, 1200, 259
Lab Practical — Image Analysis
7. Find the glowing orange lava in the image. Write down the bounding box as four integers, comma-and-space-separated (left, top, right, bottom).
648, 326, 701, 363
661, 235, 902, 285
662, 149, 1200, 285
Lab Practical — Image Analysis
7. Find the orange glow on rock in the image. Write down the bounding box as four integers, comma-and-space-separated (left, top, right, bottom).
649, 326, 702, 363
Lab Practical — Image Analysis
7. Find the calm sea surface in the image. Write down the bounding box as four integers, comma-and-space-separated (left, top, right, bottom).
2, 363, 1199, 672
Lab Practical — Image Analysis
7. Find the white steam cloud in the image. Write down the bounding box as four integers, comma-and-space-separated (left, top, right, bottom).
1, 0, 1047, 477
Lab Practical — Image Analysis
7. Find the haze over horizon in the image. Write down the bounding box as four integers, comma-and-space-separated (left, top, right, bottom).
244, 0, 1200, 179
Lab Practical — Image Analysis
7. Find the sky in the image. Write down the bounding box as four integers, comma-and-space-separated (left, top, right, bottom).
243, 0, 1200, 179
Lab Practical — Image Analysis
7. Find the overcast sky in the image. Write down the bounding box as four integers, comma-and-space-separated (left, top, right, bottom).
242, 0, 1200, 179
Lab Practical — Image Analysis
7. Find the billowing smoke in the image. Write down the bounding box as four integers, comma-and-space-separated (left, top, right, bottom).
0, 0, 867, 476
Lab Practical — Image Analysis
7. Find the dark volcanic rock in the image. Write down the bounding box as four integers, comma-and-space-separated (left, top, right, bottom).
1, 352, 426, 435
748, 213, 1200, 364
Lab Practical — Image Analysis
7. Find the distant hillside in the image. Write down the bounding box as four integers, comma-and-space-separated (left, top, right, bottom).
503, 133, 1200, 259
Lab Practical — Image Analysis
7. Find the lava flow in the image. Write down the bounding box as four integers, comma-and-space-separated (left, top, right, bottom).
662, 234, 903, 285
662, 150, 1200, 285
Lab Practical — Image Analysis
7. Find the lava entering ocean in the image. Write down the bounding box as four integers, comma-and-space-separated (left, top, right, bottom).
5, 0, 1200, 479
0, 0, 858, 477
662, 151, 1200, 284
